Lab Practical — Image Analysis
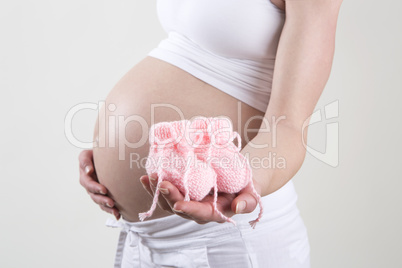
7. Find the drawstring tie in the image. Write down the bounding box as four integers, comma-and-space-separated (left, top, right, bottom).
105, 218, 142, 267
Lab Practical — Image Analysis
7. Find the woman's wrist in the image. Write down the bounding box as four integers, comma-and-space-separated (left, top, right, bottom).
240, 122, 306, 197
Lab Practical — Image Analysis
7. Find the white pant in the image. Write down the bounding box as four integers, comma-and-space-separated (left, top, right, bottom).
105, 180, 310, 268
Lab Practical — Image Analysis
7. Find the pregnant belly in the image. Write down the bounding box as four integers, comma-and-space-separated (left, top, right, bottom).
92, 56, 264, 222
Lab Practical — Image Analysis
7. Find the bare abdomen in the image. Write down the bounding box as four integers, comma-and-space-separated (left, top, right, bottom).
92, 56, 264, 222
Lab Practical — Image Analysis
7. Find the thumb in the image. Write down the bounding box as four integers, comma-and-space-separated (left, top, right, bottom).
232, 184, 259, 214
79, 149, 94, 174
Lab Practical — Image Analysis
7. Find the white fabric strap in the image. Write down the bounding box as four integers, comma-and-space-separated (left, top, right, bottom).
105, 218, 141, 267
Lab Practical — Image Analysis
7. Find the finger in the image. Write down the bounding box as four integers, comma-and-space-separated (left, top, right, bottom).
79, 170, 108, 195
88, 192, 116, 208
149, 175, 158, 194
170, 209, 194, 221
140, 175, 153, 197
100, 205, 121, 220
231, 183, 259, 214
155, 180, 186, 212
173, 193, 235, 224
78, 150, 94, 175
157, 181, 195, 220
158, 181, 185, 209
78, 149, 108, 195
148, 176, 173, 212
146, 177, 192, 220
146, 175, 201, 220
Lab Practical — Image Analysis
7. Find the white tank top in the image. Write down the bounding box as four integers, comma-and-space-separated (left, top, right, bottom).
148, 0, 285, 112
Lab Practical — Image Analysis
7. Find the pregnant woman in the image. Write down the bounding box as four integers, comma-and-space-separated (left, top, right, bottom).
79, 0, 343, 267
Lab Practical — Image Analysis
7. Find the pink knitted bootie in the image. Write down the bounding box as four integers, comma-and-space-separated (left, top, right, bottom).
139, 120, 217, 221
140, 117, 263, 228
188, 116, 264, 228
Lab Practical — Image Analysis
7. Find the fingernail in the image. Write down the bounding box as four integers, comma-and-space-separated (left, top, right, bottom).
106, 202, 113, 208
99, 189, 106, 195
149, 176, 157, 185
159, 188, 169, 195
85, 166, 91, 174
114, 212, 120, 220
236, 201, 246, 214
172, 208, 184, 214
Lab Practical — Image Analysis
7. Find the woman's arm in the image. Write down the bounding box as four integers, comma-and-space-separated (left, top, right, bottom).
242, 0, 344, 198
140, 0, 343, 223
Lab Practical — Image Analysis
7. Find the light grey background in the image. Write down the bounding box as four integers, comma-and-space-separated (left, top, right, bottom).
1, 0, 401, 267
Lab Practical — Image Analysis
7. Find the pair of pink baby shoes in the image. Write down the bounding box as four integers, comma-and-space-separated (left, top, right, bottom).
139, 116, 263, 228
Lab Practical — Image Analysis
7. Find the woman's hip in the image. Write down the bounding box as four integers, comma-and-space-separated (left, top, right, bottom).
106, 179, 310, 267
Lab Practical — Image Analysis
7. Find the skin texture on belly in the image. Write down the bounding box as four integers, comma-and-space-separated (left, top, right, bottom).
92, 56, 264, 222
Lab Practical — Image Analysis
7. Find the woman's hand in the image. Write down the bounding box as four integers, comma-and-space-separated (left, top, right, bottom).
139, 174, 261, 224
78, 150, 121, 220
